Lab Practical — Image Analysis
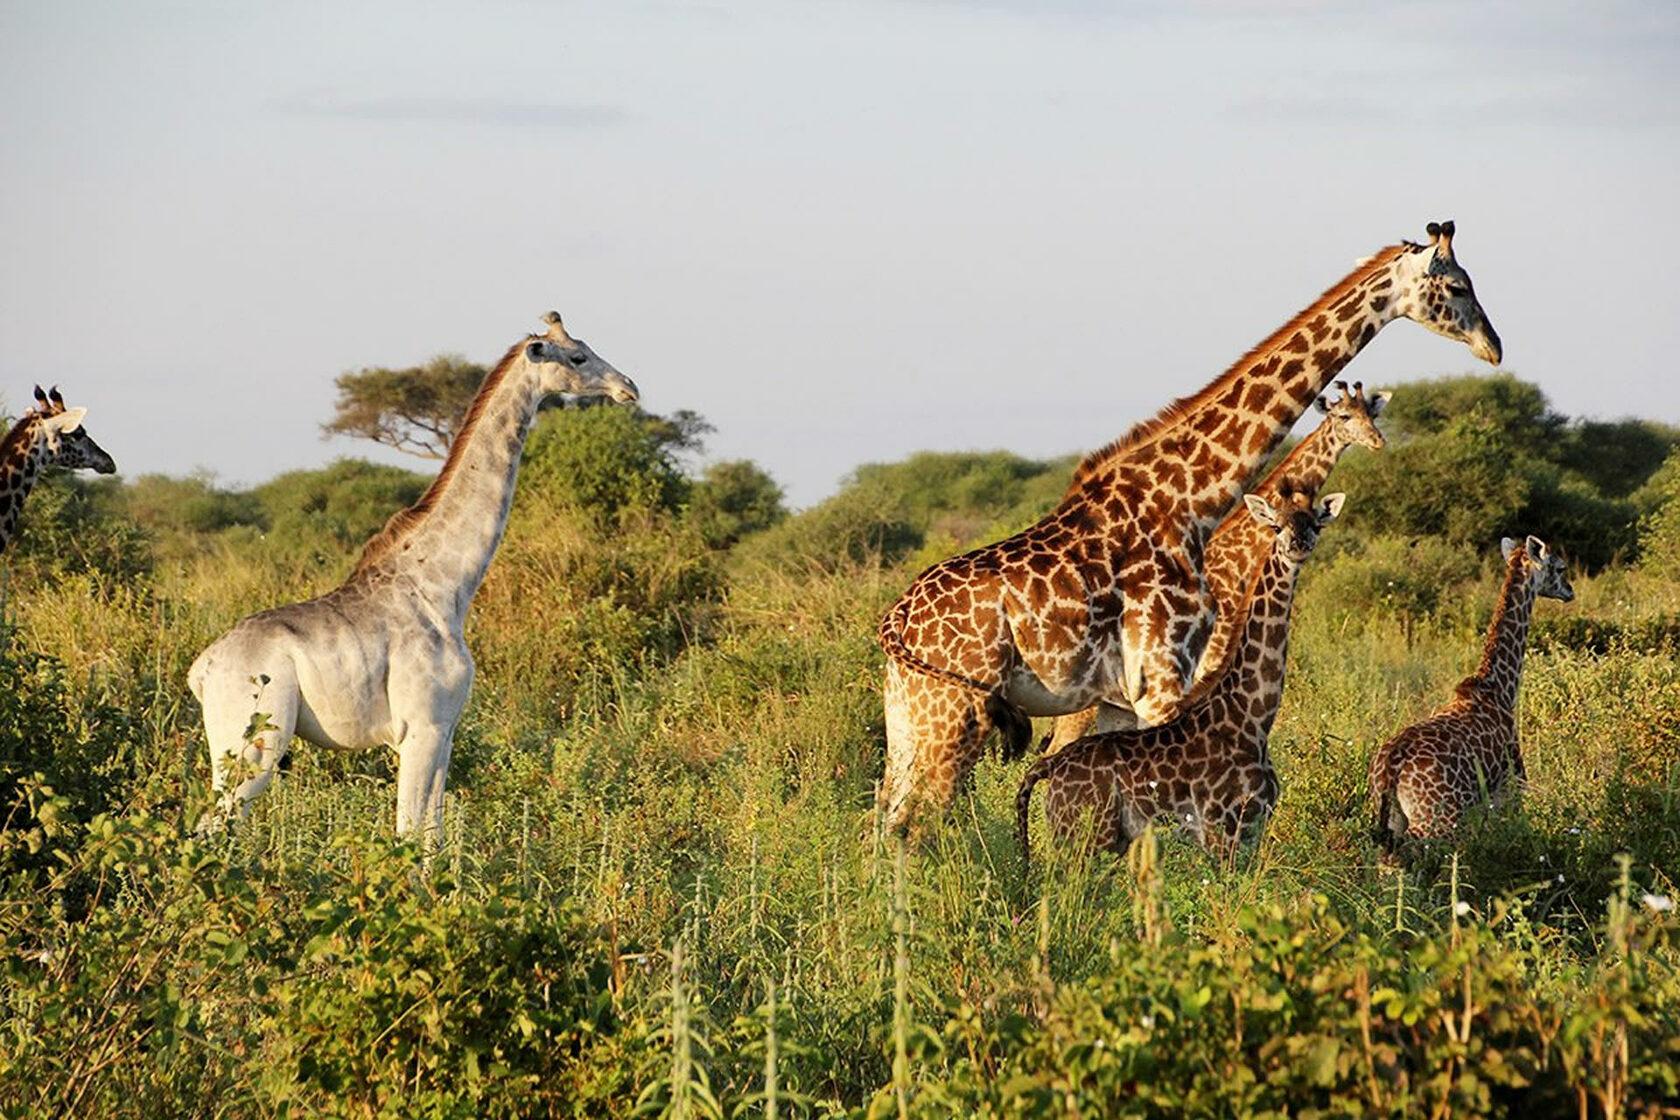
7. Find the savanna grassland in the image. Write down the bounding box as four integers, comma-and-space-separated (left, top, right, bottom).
3, 377, 1680, 1119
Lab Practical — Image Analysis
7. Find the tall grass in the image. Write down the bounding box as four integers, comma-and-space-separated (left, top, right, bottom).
1, 501, 1677, 1117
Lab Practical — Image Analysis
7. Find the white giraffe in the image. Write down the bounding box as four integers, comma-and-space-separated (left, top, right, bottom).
190, 313, 639, 840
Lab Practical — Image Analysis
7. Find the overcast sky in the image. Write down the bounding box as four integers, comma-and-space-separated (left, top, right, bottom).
2, 0, 1676, 507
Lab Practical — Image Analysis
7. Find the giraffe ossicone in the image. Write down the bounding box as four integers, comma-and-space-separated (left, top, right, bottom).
1015, 486, 1343, 864
0, 385, 117, 555
1368, 533, 1574, 847
879, 221, 1499, 832
189, 313, 640, 842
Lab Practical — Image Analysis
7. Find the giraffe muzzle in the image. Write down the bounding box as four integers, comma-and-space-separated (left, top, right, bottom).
603, 373, 641, 404
1470, 321, 1502, 366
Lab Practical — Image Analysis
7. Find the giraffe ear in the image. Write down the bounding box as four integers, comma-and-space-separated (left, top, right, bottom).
1312, 396, 1329, 414
1318, 493, 1346, 522
1500, 537, 1518, 561
1243, 493, 1278, 527
1367, 391, 1391, 416
1525, 535, 1546, 563
46, 407, 86, 435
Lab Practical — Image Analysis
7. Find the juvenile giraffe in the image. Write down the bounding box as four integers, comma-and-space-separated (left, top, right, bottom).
1042, 381, 1389, 751
190, 313, 639, 841
1016, 487, 1343, 864
880, 221, 1499, 830
0, 385, 117, 555
1369, 535, 1574, 846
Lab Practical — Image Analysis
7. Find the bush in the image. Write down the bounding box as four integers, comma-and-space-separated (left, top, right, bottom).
2, 473, 152, 588
251, 458, 429, 567
1297, 533, 1485, 645
685, 459, 787, 549
1638, 448, 1680, 580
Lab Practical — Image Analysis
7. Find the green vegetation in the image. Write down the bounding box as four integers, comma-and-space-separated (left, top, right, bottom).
2, 374, 1678, 1117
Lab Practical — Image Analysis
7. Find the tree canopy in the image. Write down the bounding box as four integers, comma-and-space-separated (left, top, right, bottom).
322, 354, 487, 459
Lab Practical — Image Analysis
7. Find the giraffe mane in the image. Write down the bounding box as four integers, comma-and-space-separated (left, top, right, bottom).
349, 338, 523, 576
1061, 241, 1415, 498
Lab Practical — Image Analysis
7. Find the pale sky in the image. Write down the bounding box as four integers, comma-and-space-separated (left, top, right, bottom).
2, 1, 1676, 508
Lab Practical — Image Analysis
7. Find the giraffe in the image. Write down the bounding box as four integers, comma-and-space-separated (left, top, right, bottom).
0, 385, 117, 555
189, 313, 639, 841
879, 220, 1499, 831
1015, 486, 1343, 864
1368, 534, 1573, 846
1041, 380, 1389, 752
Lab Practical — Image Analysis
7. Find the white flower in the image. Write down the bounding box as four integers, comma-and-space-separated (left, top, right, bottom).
1539, 854, 1547, 863
1140, 1015, 1155, 1030
1454, 901, 1470, 917
1556, 875, 1565, 884
1641, 893, 1674, 913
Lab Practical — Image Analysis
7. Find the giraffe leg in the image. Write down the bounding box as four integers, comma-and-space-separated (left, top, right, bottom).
195, 661, 300, 833
1122, 614, 1194, 728
394, 725, 455, 845
1044, 708, 1098, 754
880, 660, 989, 832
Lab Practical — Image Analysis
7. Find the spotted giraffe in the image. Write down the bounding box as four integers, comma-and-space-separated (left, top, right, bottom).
1369, 535, 1574, 846
880, 221, 1499, 830
1042, 380, 1390, 752
0, 385, 117, 555
1015, 486, 1343, 864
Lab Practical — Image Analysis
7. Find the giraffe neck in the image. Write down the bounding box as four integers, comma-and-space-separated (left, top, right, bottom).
1469, 552, 1538, 713
1208, 420, 1350, 576
349, 343, 543, 618
1067, 244, 1410, 529
0, 417, 49, 553
1250, 425, 1350, 509
1218, 541, 1303, 744
1188, 424, 1352, 682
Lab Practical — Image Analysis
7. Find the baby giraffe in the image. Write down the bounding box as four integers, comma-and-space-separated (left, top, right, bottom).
1016, 486, 1343, 865
1369, 535, 1573, 846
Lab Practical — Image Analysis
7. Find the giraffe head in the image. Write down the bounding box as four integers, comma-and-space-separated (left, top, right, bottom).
29, 385, 116, 473
1243, 486, 1344, 564
523, 312, 640, 403
1390, 220, 1502, 365
1501, 535, 1575, 602
1312, 380, 1389, 452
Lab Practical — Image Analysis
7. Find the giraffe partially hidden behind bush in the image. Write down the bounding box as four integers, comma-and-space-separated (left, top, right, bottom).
0, 385, 117, 555
1042, 380, 1389, 753
1368, 535, 1574, 847
1016, 487, 1343, 865
879, 221, 1500, 832
189, 313, 640, 842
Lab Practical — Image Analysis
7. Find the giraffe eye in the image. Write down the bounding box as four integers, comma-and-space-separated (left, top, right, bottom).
1445, 283, 1469, 298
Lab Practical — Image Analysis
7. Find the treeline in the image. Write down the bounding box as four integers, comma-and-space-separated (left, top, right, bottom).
9, 370, 1680, 635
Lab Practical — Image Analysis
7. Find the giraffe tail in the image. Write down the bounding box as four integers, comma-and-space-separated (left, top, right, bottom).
987, 693, 1033, 764
1016, 754, 1054, 870
1371, 788, 1399, 855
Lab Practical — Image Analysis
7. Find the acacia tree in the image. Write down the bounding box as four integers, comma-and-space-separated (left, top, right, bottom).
321, 354, 487, 459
